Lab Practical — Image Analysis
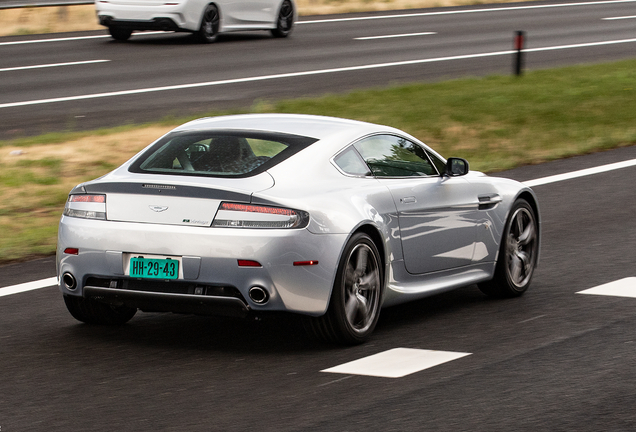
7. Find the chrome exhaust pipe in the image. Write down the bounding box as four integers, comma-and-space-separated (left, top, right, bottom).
62, 272, 77, 290
248, 286, 269, 304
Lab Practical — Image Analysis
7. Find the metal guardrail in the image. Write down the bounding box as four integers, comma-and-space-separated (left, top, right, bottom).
0, 0, 92, 9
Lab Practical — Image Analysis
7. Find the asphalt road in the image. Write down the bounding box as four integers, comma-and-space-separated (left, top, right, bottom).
2, 0, 636, 138
2, 145, 636, 431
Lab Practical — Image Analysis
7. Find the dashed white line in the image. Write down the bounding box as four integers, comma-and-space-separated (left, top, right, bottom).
0, 60, 110, 73
355, 32, 437, 40
577, 277, 636, 298
0, 277, 57, 298
0, 31, 167, 47
603, 15, 636, 19
322, 348, 471, 378
2, 37, 636, 110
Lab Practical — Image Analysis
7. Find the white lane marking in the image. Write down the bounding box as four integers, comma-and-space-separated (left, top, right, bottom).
524, 158, 636, 187
577, 277, 636, 298
300, 0, 636, 24
355, 31, 437, 40
0, 59, 110, 73
321, 348, 471, 378
2, 37, 636, 110
0, 277, 58, 298
603, 15, 636, 19
518, 314, 546, 324
0, 31, 168, 47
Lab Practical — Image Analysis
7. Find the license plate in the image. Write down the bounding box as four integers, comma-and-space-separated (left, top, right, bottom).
129, 257, 179, 279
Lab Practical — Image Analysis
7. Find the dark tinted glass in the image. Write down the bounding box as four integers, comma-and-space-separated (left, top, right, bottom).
354, 135, 437, 177
129, 130, 317, 178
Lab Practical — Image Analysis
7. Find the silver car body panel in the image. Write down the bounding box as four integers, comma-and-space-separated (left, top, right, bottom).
57, 114, 540, 317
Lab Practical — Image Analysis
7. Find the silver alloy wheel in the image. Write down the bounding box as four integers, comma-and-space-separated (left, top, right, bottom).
271, 0, 294, 37
505, 206, 537, 288
198, 4, 219, 43
342, 242, 380, 334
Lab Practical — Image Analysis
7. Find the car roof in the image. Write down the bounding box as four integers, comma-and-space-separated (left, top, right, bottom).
173, 113, 387, 141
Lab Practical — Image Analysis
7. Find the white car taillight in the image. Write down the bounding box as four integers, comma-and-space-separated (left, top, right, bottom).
63, 194, 107, 220
212, 202, 309, 229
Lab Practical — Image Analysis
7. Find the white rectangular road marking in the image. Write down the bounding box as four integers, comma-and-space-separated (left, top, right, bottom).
0, 277, 58, 298
577, 277, 636, 298
321, 348, 471, 378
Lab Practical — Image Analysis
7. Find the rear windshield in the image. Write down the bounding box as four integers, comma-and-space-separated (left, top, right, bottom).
129, 130, 317, 178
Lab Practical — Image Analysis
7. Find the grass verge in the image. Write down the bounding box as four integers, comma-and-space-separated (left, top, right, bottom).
1, 59, 636, 263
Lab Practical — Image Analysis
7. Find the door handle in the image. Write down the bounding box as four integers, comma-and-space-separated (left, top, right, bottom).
400, 196, 417, 204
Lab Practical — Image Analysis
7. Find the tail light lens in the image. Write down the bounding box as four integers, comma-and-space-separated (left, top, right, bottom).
63, 194, 107, 220
212, 202, 309, 229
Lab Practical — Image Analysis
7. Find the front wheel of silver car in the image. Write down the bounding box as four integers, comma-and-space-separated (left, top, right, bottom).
63, 295, 137, 325
479, 199, 538, 298
305, 232, 382, 345
197, 4, 220, 43
271, 0, 294, 38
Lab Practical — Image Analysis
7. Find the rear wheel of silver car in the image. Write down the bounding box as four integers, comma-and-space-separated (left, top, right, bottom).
305, 232, 382, 345
63, 295, 137, 325
479, 199, 538, 298
197, 4, 220, 43
108, 26, 133, 41
271, 0, 294, 38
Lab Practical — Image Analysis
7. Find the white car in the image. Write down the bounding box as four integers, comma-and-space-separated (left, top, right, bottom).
95, 0, 296, 42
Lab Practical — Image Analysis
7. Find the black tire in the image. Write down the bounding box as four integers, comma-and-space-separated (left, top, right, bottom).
304, 232, 383, 345
63, 295, 137, 325
108, 26, 133, 42
479, 199, 538, 298
197, 4, 220, 43
271, 0, 294, 38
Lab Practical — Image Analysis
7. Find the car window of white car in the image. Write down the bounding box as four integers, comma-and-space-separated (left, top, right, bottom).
353, 135, 437, 177
333, 146, 372, 176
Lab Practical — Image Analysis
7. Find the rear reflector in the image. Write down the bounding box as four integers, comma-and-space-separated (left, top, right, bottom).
238, 260, 262, 267
293, 260, 319, 266
64, 248, 79, 255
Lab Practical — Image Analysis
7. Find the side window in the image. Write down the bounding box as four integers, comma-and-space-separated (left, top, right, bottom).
354, 135, 437, 177
426, 149, 446, 175
333, 146, 372, 176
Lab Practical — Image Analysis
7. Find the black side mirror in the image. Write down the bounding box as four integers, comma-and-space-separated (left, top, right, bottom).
445, 157, 469, 176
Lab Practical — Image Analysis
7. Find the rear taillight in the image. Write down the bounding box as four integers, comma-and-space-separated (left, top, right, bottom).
63, 194, 107, 220
212, 202, 309, 229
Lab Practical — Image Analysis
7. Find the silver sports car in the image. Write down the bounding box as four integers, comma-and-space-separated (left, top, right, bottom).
57, 114, 540, 344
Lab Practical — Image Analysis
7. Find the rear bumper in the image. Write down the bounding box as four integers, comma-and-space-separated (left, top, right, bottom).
57, 216, 347, 317
99, 15, 182, 32
95, 1, 199, 31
